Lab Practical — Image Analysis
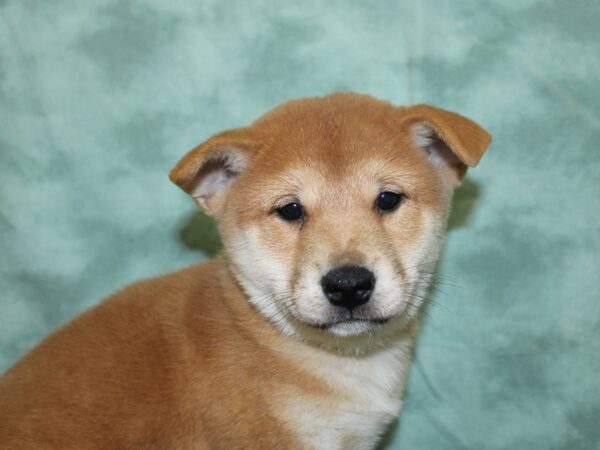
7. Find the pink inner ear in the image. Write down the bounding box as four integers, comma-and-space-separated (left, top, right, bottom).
412, 123, 463, 171
188, 149, 248, 203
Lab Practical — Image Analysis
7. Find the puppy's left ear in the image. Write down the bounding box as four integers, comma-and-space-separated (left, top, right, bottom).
169, 128, 258, 217
402, 105, 492, 185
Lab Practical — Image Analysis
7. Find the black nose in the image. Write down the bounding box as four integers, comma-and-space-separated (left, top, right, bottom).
321, 265, 375, 311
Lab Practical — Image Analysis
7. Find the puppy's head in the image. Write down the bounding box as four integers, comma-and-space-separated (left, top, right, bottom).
171, 93, 491, 344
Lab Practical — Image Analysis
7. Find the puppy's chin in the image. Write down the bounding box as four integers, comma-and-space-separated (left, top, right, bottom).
322, 319, 383, 337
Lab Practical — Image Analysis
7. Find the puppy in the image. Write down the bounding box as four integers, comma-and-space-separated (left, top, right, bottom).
0, 93, 491, 449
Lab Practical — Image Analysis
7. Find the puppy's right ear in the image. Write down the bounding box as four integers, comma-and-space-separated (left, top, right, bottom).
169, 128, 258, 217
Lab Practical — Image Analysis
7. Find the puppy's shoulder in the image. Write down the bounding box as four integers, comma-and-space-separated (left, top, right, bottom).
0, 259, 229, 447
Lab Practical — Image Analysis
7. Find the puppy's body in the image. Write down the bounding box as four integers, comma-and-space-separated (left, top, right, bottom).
0, 93, 491, 449
0, 260, 412, 449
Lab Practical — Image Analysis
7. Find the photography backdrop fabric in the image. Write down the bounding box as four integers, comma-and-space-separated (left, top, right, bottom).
1, 1, 599, 448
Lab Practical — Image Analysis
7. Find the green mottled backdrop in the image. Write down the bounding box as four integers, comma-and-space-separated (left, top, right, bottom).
1, 1, 599, 448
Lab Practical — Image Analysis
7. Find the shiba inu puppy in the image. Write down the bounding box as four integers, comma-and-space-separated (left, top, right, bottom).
0, 93, 491, 449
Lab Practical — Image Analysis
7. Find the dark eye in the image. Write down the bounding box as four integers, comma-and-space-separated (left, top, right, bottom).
376, 191, 404, 212
276, 202, 304, 222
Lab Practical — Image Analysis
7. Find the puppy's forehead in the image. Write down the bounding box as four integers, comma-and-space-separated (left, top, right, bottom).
248, 94, 418, 173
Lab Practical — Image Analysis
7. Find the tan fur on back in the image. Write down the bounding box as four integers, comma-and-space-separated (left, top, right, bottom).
0, 93, 491, 449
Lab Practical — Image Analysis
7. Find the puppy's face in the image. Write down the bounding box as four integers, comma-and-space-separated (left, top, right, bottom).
171, 94, 491, 342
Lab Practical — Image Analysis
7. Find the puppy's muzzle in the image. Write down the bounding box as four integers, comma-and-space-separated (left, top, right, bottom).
320, 265, 375, 311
